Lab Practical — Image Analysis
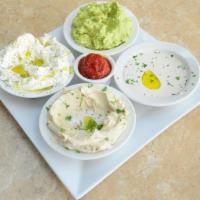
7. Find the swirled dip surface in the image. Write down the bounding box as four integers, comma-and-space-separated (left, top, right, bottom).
71, 2, 133, 50
47, 85, 128, 153
0, 33, 73, 93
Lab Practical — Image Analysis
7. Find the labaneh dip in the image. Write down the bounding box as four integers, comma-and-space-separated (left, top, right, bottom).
0, 33, 73, 93
124, 49, 196, 98
47, 84, 128, 153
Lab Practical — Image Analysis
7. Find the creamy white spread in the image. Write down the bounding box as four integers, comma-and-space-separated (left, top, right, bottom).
0, 33, 73, 93
47, 85, 128, 153
123, 49, 196, 98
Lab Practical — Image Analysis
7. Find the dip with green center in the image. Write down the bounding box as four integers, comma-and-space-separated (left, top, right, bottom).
71, 1, 133, 50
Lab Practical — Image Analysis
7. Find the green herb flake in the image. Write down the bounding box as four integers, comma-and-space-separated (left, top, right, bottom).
185, 79, 188, 86
125, 79, 135, 85
133, 55, 137, 59
104, 137, 109, 141
63, 102, 69, 109
59, 128, 65, 133
167, 81, 174, 87
65, 115, 72, 121
97, 124, 103, 130
116, 108, 125, 114
175, 76, 180, 80
102, 86, 107, 92
170, 54, 174, 57
75, 149, 81, 153
143, 63, 147, 68
46, 106, 50, 111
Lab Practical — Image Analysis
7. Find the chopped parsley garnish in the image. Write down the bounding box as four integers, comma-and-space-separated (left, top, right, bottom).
64, 146, 69, 150
97, 124, 103, 130
133, 55, 137, 59
143, 63, 147, 68
167, 81, 174, 87
116, 108, 125, 114
104, 137, 109, 141
185, 79, 188, 86
63, 102, 69, 109
59, 128, 65, 133
46, 106, 50, 111
175, 76, 180, 80
102, 86, 107, 92
65, 115, 72, 121
170, 54, 174, 57
135, 62, 140, 65
75, 149, 81, 153
126, 79, 135, 84
192, 74, 196, 77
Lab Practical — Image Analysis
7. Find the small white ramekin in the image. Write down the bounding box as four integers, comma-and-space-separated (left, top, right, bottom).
74, 52, 115, 85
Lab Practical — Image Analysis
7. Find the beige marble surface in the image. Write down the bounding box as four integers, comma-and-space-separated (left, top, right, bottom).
0, 0, 200, 199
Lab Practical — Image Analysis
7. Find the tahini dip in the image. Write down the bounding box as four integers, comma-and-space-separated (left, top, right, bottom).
123, 49, 196, 98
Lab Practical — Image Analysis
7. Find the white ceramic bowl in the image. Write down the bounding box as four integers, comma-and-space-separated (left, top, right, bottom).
63, 2, 140, 56
114, 42, 200, 107
0, 45, 75, 98
74, 52, 115, 84
39, 83, 136, 160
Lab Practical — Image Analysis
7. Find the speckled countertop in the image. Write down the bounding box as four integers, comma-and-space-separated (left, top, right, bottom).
0, 0, 200, 199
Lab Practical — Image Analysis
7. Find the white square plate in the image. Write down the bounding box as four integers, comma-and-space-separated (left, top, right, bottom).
0, 26, 200, 199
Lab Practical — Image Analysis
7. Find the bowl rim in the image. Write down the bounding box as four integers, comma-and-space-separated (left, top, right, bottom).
63, 1, 140, 56
114, 41, 200, 107
74, 52, 115, 84
39, 83, 136, 160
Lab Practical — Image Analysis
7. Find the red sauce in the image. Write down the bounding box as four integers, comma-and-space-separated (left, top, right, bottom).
78, 53, 112, 80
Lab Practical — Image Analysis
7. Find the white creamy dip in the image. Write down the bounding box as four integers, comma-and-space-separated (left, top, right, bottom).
123, 49, 196, 98
0, 33, 73, 93
47, 84, 128, 153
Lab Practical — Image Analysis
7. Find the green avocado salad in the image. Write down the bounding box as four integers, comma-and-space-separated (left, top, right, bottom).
71, 1, 133, 50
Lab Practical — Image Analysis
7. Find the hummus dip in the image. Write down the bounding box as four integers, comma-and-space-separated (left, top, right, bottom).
0, 33, 73, 93
47, 84, 128, 153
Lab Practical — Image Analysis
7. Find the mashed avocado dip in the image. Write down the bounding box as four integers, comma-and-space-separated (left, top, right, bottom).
71, 2, 133, 50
